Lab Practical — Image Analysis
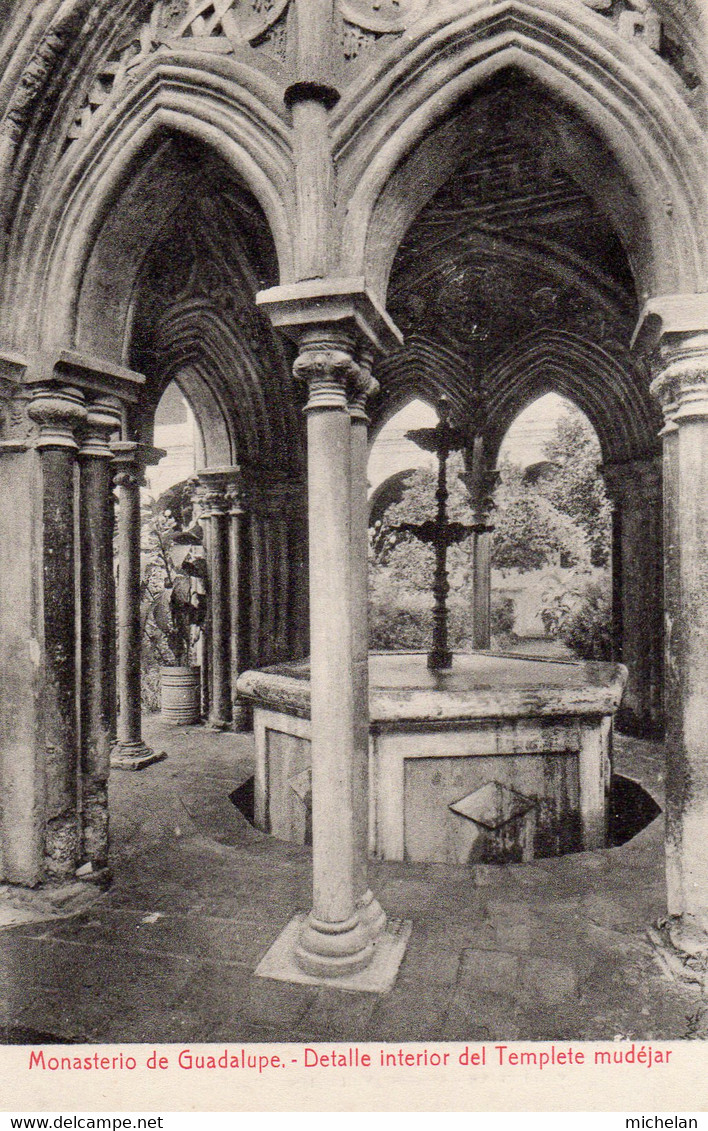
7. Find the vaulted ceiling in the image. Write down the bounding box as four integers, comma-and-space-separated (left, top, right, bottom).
376, 77, 661, 463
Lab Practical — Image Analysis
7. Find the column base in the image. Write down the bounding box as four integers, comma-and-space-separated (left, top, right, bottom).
667, 915, 708, 957
110, 742, 166, 771
358, 889, 387, 941
296, 911, 373, 977
231, 700, 252, 732
206, 717, 232, 732
255, 912, 411, 992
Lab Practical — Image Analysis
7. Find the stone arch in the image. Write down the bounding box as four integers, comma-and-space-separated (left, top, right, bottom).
483, 330, 661, 468
370, 335, 481, 438
150, 365, 234, 472
133, 301, 301, 473
4, 59, 295, 356
333, 0, 708, 302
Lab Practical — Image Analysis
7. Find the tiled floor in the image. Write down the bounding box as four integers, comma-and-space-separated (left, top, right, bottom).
0, 717, 702, 1044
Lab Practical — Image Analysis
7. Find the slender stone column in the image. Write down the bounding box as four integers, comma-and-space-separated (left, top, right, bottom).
111, 441, 165, 770
294, 327, 373, 977
226, 474, 250, 731
658, 399, 682, 916
649, 331, 708, 949
255, 282, 405, 987
349, 350, 386, 940
197, 469, 234, 730
286, 0, 338, 281
78, 397, 121, 868
461, 440, 496, 650
27, 384, 87, 877
602, 459, 663, 736
471, 532, 492, 649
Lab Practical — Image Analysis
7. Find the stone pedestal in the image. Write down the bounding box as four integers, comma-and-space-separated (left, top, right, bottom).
239, 651, 627, 864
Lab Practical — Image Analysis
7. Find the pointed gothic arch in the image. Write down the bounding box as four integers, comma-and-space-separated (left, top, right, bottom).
332, 0, 708, 302
2, 61, 296, 355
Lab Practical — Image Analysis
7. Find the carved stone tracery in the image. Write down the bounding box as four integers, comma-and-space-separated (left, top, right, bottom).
62, 0, 293, 152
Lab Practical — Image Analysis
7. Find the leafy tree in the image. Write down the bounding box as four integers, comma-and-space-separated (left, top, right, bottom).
491, 460, 590, 571
539, 405, 612, 566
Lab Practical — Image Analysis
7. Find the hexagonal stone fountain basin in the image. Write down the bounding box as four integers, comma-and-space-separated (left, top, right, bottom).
236, 651, 627, 865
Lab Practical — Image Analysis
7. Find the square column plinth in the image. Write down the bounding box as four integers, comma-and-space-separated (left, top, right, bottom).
255, 915, 412, 993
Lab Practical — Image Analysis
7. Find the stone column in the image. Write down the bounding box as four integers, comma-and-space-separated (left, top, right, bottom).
197, 469, 235, 730
293, 327, 373, 977
27, 384, 87, 877
226, 473, 250, 731
349, 350, 386, 940
78, 397, 121, 868
111, 441, 165, 770
649, 328, 708, 950
255, 281, 405, 987
461, 441, 496, 650
602, 458, 663, 736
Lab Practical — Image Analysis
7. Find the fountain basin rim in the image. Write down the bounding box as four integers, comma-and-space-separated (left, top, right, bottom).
236, 650, 628, 726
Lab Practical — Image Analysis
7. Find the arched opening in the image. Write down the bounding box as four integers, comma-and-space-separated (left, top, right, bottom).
367, 398, 442, 650
364, 66, 664, 735
145, 381, 200, 501
67, 130, 308, 740
493, 393, 612, 658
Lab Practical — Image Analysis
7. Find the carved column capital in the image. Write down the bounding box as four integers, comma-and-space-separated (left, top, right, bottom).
27, 384, 87, 450
293, 328, 363, 410
646, 328, 708, 425
195, 467, 243, 517
111, 440, 164, 488
348, 346, 379, 422
79, 397, 122, 460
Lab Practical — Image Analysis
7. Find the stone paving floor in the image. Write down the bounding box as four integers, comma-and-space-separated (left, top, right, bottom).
0, 717, 704, 1045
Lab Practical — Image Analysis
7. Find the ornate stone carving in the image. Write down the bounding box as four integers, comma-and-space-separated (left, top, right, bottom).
650, 354, 708, 421
63, 0, 293, 153
177, 0, 291, 43
579, 0, 700, 90
293, 334, 362, 410
27, 384, 87, 450
79, 397, 122, 459
111, 440, 164, 487
0, 379, 37, 448
337, 0, 427, 59
340, 21, 381, 60
2, 1, 90, 145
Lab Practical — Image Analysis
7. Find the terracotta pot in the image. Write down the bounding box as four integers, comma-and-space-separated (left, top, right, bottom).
160, 666, 200, 725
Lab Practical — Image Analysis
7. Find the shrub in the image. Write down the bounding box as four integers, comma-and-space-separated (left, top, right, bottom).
490, 596, 516, 640
542, 580, 612, 661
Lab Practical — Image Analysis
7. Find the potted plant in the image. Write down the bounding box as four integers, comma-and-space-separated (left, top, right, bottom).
141, 499, 207, 724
